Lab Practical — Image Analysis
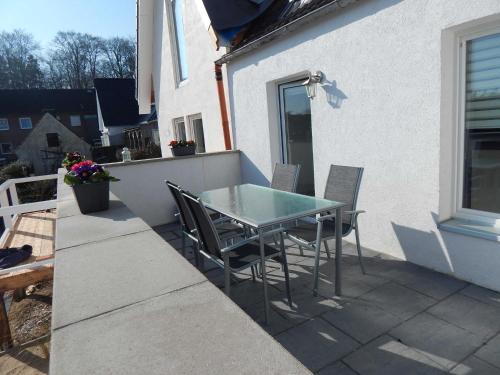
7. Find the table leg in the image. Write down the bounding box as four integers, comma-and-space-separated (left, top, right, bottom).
313, 220, 323, 296
335, 207, 343, 296
259, 228, 270, 324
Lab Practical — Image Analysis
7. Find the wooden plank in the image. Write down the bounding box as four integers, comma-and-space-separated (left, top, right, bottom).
0, 266, 53, 292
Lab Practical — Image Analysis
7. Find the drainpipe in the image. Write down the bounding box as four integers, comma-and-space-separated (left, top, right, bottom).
215, 63, 232, 150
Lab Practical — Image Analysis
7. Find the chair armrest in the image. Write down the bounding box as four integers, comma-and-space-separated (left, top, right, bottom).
346, 210, 366, 217
316, 210, 365, 222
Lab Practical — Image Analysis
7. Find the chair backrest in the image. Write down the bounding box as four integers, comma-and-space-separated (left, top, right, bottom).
165, 181, 196, 233
182, 191, 223, 259
270, 163, 301, 193
323, 165, 363, 226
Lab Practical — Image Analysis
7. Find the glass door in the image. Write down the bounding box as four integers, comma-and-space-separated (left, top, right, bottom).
279, 80, 315, 195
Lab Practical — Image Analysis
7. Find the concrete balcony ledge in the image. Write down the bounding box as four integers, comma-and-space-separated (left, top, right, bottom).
50, 172, 309, 374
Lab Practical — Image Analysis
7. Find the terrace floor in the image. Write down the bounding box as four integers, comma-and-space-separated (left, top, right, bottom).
154, 223, 500, 375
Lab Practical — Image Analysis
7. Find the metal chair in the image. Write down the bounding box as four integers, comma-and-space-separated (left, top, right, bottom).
182, 190, 292, 306
271, 163, 301, 192
166, 181, 244, 266
286, 165, 365, 291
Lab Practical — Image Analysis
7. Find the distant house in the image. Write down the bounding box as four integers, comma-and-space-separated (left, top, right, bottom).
0, 89, 99, 165
16, 113, 91, 174
94, 78, 153, 146
123, 106, 161, 151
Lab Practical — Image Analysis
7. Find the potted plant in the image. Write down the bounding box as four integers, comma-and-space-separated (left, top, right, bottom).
62, 152, 85, 171
169, 140, 196, 156
63, 159, 119, 214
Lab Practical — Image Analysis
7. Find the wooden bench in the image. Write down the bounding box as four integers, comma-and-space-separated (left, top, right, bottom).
0, 210, 55, 349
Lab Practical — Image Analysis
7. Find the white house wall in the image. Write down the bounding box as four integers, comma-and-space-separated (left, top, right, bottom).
226, 0, 500, 290
152, 0, 229, 156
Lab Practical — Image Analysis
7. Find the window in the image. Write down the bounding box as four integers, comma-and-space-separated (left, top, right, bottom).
173, 117, 187, 141
188, 114, 206, 153
458, 30, 500, 218
1, 143, 12, 154
0, 119, 9, 131
171, 0, 188, 82
19, 117, 32, 129
46, 133, 60, 147
70, 115, 81, 126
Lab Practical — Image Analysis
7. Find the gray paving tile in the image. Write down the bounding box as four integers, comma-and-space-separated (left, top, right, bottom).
428, 294, 500, 340
451, 356, 500, 375
475, 333, 500, 369
322, 298, 404, 344
317, 361, 357, 375
243, 303, 296, 336
344, 335, 448, 375
358, 282, 436, 320
271, 290, 341, 326
51, 282, 309, 375
276, 318, 359, 372
228, 279, 283, 309
152, 223, 179, 235
389, 313, 485, 370
461, 284, 500, 310
155, 229, 179, 241
268, 262, 316, 294
392, 266, 467, 300
316, 261, 390, 299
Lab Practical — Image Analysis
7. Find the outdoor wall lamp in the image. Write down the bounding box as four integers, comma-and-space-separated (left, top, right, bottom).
302, 71, 324, 99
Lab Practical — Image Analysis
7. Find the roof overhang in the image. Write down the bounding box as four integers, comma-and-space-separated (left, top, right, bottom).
136, 0, 154, 114
215, 0, 358, 65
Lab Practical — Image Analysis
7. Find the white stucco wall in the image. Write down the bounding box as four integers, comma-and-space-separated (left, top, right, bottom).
152, 0, 230, 156
104, 151, 241, 227
226, 0, 500, 290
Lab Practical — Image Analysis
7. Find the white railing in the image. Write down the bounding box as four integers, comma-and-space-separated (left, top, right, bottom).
0, 174, 58, 247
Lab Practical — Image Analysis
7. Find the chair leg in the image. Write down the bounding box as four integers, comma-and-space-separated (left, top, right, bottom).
299, 245, 304, 256
181, 232, 186, 257
354, 226, 366, 274
193, 241, 199, 268
280, 232, 292, 307
324, 240, 331, 259
223, 254, 231, 296
251, 265, 256, 282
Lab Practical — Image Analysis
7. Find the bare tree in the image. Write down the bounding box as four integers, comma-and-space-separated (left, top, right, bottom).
48, 31, 105, 89
0, 29, 44, 89
102, 37, 135, 79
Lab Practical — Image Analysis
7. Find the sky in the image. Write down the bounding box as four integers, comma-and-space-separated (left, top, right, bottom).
0, 0, 136, 51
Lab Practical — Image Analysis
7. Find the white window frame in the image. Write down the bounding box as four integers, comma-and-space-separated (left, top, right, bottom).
167, 0, 188, 86
0, 118, 9, 131
187, 113, 206, 153
454, 25, 500, 225
1, 143, 13, 154
19, 117, 32, 129
70, 115, 81, 127
172, 117, 187, 141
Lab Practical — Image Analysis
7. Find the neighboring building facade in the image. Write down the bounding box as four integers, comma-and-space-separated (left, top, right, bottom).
16, 113, 91, 174
0, 89, 99, 164
137, 0, 230, 156
137, 0, 500, 291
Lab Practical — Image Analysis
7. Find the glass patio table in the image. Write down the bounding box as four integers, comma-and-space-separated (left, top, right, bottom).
200, 183, 345, 323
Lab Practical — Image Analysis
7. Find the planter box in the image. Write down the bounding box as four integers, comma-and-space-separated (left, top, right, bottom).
72, 181, 110, 214
171, 145, 196, 157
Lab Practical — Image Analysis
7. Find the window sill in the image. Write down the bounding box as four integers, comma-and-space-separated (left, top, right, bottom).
438, 218, 500, 242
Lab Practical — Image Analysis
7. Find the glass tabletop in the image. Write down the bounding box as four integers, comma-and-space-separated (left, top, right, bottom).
199, 184, 345, 229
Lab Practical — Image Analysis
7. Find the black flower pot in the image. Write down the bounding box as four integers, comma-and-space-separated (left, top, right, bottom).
72, 181, 110, 214
171, 145, 196, 156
